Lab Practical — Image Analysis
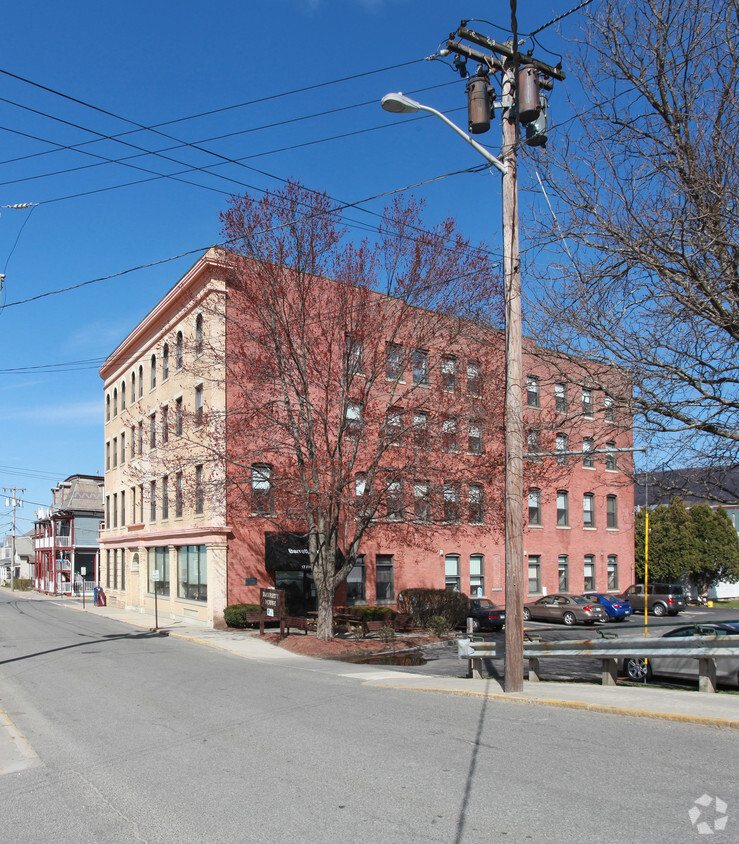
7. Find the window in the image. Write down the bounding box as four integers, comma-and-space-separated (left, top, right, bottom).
195, 465, 204, 514
526, 375, 540, 407
442, 416, 458, 453
251, 464, 273, 515
195, 314, 204, 357
582, 387, 594, 417
604, 395, 615, 423
120, 432, 125, 464
528, 556, 541, 593
470, 555, 485, 597
138, 365, 143, 398
112, 438, 118, 468
113, 389, 118, 417
445, 554, 461, 592
148, 546, 170, 595
175, 472, 183, 518
384, 407, 403, 443
467, 360, 481, 396
162, 405, 169, 444
468, 420, 483, 454
555, 382, 567, 413
607, 555, 618, 590
195, 385, 203, 426
344, 333, 363, 376
605, 442, 616, 471
149, 413, 156, 449
176, 331, 183, 369
607, 495, 618, 528
583, 437, 595, 468
584, 555, 595, 591
139, 484, 144, 522
137, 421, 143, 455
113, 549, 118, 590
557, 490, 569, 527
558, 555, 569, 592
175, 397, 183, 437
150, 481, 157, 522
526, 429, 541, 461
130, 425, 135, 458
346, 555, 365, 604
354, 475, 369, 517
150, 354, 156, 390
441, 355, 457, 392
121, 382, 126, 410
162, 476, 169, 520
131, 487, 136, 524
345, 401, 363, 438
385, 343, 402, 380
179, 545, 207, 601
120, 549, 126, 591
555, 433, 568, 465
443, 482, 460, 523
386, 479, 403, 521
528, 489, 542, 526
162, 344, 169, 381
106, 394, 110, 422
106, 549, 111, 588
131, 372, 136, 403
583, 493, 595, 528
106, 441, 110, 471
375, 554, 394, 602
120, 490, 126, 527
412, 349, 429, 385
113, 493, 118, 528
414, 481, 431, 523
468, 483, 484, 524
413, 410, 429, 448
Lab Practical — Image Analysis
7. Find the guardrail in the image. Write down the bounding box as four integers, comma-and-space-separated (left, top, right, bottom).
457, 635, 739, 693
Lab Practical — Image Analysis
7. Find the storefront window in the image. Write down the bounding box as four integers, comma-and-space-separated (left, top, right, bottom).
148, 546, 169, 595
178, 545, 207, 602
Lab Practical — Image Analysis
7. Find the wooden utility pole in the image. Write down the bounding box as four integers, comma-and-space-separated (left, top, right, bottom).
3, 487, 26, 592
444, 26, 565, 693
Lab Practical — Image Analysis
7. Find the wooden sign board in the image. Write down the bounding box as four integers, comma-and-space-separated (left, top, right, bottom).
259, 588, 285, 635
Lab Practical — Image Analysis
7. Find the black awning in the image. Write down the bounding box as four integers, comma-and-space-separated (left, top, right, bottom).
264, 532, 345, 572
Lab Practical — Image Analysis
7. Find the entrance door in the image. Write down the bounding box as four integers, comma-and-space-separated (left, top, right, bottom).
274, 571, 316, 617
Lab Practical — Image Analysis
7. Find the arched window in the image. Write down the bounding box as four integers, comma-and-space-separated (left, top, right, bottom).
131, 371, 136, 402
106, 394, 111, 422
176, 331, 183, 369
150, 354, 157, 389
138, 365, 143, 398
121, 381, 126, 410
162, 343, 169, 380
195, 314, 203, 357
113, 388, 118, 417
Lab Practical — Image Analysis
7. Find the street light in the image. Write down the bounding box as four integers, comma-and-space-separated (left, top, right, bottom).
381, 93, 507, 175
382, 85, 526, 692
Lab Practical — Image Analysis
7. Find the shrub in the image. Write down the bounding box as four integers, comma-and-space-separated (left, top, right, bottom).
398, 588, 469, 629
428, 615, 451, 637
349, 606, 397, 621
378, 625, 396, 644
223, 603, 261, 628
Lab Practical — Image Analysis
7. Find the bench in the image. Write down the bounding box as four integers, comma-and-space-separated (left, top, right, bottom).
283, 616, 314, 635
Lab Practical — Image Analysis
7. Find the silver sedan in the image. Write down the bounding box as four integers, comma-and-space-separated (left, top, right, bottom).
523, 593, 609, 626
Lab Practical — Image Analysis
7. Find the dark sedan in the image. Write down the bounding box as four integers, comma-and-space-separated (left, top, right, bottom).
466, 598, 506, 632
523, 593, 608, 626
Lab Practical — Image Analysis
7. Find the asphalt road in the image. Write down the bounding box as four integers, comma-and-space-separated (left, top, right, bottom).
0, 592, 736, 843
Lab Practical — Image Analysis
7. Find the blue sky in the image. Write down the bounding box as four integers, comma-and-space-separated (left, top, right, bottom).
0, 0, 585, 533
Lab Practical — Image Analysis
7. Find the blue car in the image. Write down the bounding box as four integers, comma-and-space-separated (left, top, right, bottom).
582, 592, 632, 622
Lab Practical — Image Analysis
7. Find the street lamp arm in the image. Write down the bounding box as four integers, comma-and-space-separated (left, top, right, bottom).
381, 93, 507, 175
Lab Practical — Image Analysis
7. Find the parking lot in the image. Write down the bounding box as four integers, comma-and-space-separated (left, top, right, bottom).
369, 605, 739, 685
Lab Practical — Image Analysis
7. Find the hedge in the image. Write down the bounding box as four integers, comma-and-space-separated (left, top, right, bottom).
397, 588, 469, 629
223, 603, 261, 628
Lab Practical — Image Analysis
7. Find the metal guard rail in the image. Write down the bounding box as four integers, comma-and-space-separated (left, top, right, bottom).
457, 635, 739, 693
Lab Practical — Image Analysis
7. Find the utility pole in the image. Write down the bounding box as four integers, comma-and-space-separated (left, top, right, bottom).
3, 487, 26, 592
443, 24, 565, 692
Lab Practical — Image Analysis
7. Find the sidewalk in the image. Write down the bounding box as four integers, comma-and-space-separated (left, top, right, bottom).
10, 591, 739, 728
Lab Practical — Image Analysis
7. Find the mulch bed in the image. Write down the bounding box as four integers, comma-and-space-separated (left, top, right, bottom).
262, 631, 446, 660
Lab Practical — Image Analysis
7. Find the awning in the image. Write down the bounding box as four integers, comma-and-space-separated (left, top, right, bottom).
264, 532, 344, 572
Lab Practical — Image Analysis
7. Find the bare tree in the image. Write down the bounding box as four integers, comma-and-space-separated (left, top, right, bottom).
211, 182, 510, 639
525, 0, 739, 474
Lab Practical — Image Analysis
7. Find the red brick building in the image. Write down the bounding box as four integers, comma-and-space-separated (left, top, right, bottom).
100, 249, 634, 626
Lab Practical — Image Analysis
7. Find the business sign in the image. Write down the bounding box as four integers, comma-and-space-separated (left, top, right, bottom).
260, 587, 285, 620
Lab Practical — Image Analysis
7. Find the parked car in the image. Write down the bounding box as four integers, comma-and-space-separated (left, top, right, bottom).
523, 594, 608, 626
621, 583, 686, 616
582, 592, 632, 622
623, 623, 739, 687
466, 598, 506, 632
